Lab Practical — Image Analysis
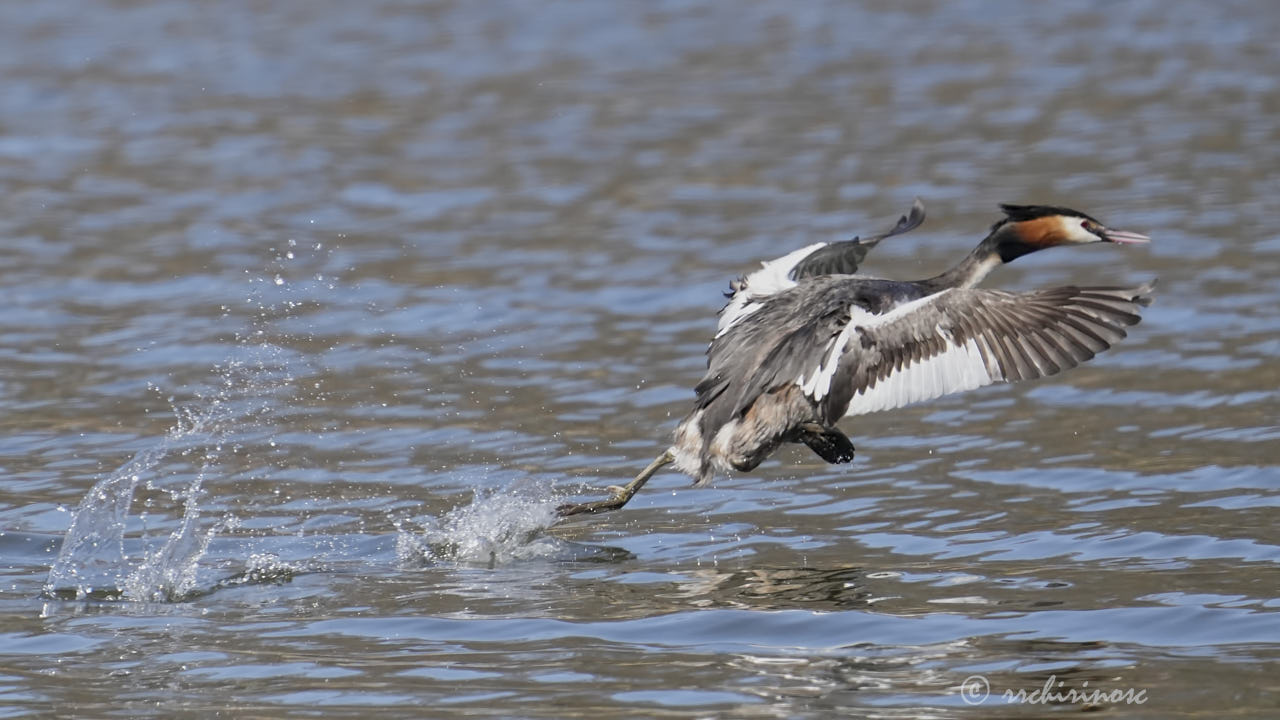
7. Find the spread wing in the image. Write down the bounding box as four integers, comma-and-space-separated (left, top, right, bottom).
818, 282, 1156, 418
716, 198, 926, 336
697, 278, 1155, 430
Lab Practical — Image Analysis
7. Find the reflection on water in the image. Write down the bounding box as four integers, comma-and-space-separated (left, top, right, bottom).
2, 0, 1279, 717
671, 565, 873, 611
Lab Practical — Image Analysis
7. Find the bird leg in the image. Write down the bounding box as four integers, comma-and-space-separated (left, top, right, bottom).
556, 449, 675, 518
796, 422, 856, 464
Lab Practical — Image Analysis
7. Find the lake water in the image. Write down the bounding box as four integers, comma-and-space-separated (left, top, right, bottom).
2, 1, 1278, 717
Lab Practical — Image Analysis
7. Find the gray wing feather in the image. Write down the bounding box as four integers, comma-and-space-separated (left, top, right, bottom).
831, 282, 1156, 417
788, 198, 926, 280
697, 276, 926, 428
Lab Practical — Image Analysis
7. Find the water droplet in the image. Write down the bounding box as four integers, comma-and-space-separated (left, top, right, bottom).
273, 275, 284, 286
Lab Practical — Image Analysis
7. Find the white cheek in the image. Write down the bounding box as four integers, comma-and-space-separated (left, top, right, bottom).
1059, 217, 1100, 244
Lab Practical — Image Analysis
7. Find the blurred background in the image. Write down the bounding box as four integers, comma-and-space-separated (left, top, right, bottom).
1, 1, 1277, 717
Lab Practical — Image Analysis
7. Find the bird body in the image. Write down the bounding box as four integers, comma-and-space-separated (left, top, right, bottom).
557, 201, 1153, 517
671, 202, 1154, 487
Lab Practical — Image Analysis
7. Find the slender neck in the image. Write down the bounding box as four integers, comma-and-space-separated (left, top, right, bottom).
917, 234, 1004, 291
916, 223, 1033, 292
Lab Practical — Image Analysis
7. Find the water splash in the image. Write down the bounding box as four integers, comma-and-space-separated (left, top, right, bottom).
121, 485, 236, 603
208, 552, 299, 594
396, 483, 565, 566
43, 237, 595, 600
44, 407, 222, 600
42, 375, 273, 601
44, 248, 311, 601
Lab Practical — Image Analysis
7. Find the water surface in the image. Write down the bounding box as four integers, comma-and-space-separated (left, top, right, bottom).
2, 1, 1278, 717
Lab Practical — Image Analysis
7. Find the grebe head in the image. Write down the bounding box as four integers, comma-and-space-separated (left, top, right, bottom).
990, 204, 1150, 262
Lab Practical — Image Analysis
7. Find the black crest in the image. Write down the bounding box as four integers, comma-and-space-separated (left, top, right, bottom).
997, 204, 1100, 224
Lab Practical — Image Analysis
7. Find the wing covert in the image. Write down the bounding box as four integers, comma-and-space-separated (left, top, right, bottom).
818, 282, 1155, 418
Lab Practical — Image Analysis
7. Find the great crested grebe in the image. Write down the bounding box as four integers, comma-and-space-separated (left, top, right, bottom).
558, 201, 1154, 517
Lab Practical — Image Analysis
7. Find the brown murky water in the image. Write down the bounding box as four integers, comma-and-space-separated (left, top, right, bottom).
2, 1, 1278, 717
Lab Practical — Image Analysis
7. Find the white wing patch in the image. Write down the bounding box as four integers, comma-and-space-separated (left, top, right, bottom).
795, 304, 878, 401
718, 242, 827, 337
797, 321, 855, 399
792, 290, 1000, 415
844, 333, 995, 416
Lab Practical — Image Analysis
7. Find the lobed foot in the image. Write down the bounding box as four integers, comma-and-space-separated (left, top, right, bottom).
797, 423, 856, 464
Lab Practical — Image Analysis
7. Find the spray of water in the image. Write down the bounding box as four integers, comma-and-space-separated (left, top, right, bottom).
45, 238, 587, 601
396, 482, 565, 567
44, 244, 309, 602
44, 426, 187, 600
43, 351, 288, 601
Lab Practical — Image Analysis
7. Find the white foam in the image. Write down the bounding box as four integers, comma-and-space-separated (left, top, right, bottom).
396, 483, 563, 566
